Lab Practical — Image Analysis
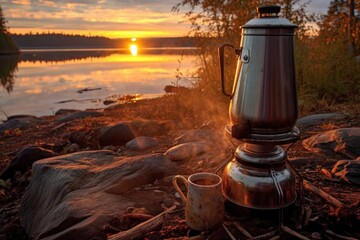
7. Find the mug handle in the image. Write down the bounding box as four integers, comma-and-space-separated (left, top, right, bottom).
172, 175, 189, 203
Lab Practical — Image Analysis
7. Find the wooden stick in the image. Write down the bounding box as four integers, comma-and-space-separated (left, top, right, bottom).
119, 213, 154, 221
108, 205, 176, 240
248, 230, 278, 240
325, 230, 359, 240
281, 226, 309, 240
268, 236, 280, 240
303, 180, 344, 208
303, 206, 312, 227
222, 224, 237, 240
320, 168, 332, 178
232, 222, 253, 238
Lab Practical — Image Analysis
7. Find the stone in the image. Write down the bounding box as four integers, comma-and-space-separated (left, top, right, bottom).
99, 123, 135, 147
56, 110, 103, 123
54, 109, 79, 116
302, 128, 360, 158
20, 150, 176, 240
164, 142, 210, 162
126, 136, 157, 151
174, 129, 216, 145
0, 146, 58, 180
296, 113, 347, 127
0, 117, 43, 135
331, 157, 360, 185
7, 114, 37, 120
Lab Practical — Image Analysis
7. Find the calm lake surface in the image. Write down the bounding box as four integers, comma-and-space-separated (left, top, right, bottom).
0, 48, 198, 119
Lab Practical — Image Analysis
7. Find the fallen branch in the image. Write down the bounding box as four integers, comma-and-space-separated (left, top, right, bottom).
232, 222, 253, 238
119, 213, 153, 222
248, 230, 277, 240
282, 226, 309, 240
222, 224, 237, 240
268, 236, 280, 240
303, 180, 344, 208
108, 205, 177, 240
303, 206, 312, 227
320, 168, 332, 178
325, 230, 359, 240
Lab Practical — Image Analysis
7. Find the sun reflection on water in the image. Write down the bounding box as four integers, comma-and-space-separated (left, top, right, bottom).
130, 44, 138, 56
130, 37, 138, 56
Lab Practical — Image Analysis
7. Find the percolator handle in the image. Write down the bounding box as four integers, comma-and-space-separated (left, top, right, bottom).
218, 43, 242, 98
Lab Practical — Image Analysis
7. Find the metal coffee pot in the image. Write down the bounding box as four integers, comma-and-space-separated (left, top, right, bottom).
219, 5, 299, 144
219, 5, 301, 212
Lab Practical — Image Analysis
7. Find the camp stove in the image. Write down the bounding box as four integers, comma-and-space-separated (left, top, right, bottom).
218, 5, 301, 219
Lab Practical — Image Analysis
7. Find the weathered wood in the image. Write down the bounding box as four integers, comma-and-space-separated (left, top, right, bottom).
108, 205, 176, 240
282, 226, 309, 240
268, 236, 280, 240
232, 222, 253, 238
321, 168, 332, 178
119, 213, 154, 221
303, 206, 312, 227
222, 224, 237, 240
188, 235, 205, 240
248, 230, 277, 240
303, 180, 344, 208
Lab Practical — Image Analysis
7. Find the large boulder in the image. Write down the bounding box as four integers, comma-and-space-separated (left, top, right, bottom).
302, 128, 360, 158
20, 150, 176, 240
0, 146, 58, 180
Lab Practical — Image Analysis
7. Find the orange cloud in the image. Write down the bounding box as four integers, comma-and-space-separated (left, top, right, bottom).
12, 0, 30, 5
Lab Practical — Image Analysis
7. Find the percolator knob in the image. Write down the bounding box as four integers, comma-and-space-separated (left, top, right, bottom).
257, 5, 281, 18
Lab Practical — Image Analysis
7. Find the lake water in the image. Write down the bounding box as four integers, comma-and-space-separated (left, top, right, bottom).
0, 48, 198, 119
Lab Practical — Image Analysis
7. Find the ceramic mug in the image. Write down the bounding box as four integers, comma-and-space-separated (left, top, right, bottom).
172, 172, 224, 231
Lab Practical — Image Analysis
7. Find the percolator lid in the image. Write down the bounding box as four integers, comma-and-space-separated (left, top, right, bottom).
242, 5, 297, 29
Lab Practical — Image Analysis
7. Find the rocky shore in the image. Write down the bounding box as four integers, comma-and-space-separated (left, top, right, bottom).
0, 93, 359, 239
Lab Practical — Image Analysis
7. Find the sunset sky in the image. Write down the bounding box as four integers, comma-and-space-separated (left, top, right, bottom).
1, 0, 331, 39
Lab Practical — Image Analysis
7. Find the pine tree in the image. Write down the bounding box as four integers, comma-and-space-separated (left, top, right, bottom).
0, 5, 8, 34
0, 5, 19, 54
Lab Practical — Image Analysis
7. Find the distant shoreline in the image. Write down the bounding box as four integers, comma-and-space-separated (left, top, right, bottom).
19, 47, 199, 51
11, 34, 197, 49
0, 51, 20, 55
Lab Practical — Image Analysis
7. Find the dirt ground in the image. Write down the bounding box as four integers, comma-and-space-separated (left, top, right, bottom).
0, 93, 359, 239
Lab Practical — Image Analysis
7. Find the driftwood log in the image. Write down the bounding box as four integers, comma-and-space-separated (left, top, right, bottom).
248, 230, 277, 240
303, 180, 344, 208
108, 205, 177, 240
222, 224, 237, 240
232, 222, 253, 238
282, 226, 309, 240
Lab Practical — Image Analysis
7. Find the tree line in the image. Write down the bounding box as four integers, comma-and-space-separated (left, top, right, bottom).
10, 33, 197, 49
